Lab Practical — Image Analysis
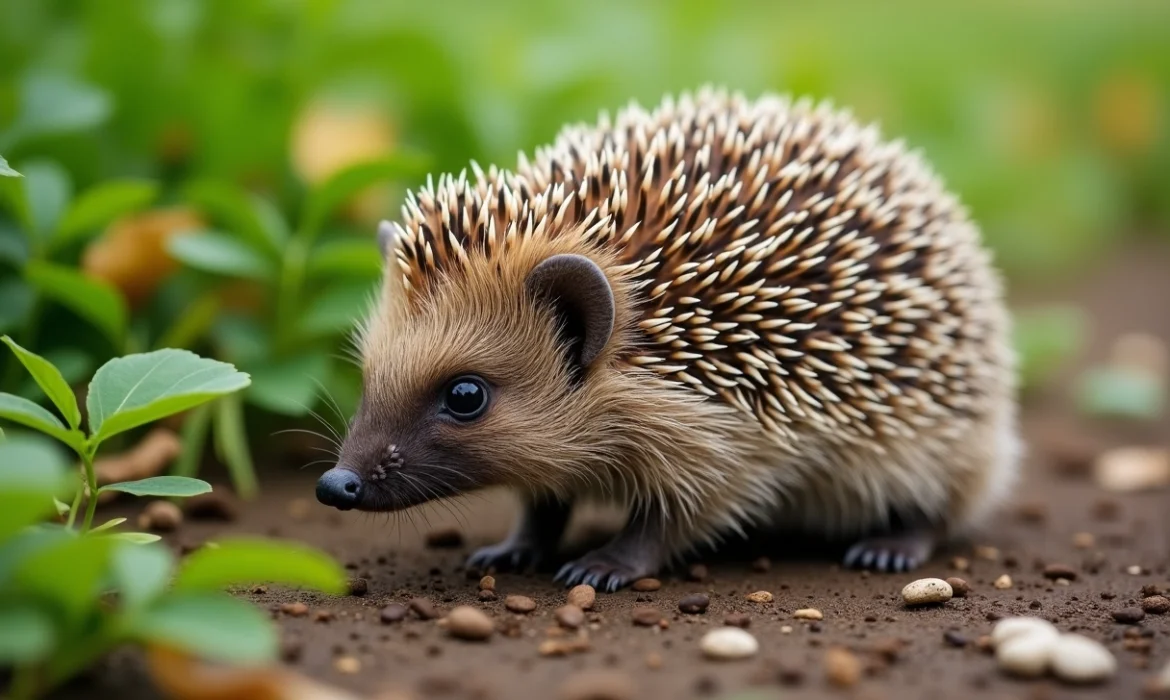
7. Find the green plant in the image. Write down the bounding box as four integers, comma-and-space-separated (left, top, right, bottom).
0, 341, 346, 699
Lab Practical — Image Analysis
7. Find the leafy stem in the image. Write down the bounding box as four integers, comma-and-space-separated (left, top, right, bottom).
80, 447, 98, 533
65, 486, 82, 529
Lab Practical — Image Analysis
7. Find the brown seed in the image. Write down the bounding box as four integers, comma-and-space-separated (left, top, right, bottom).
540, 635, 591, 656
558, 670, 635, 700
505, 595, 536, 614
1113, 607, 1146, 624
445, 605, 494, 640
724, 612, 751, 628
824, 646, 861, 688
993, 574, 1013, 589
478, 590, 498, 602
138, 500, 182, 532
424, 526, 464, 548
687, 563, 709, 581
945, 577, 970, 597
1141, 595, 1170, 614
479, 575, 496, 591
379, 603, 408, 624
555, 605, 585, 629
409, 597, 438, 620
678, 593, 710, 614
644, 652, 663, 670
312, 610, 333, 623
181, 492, 238, 521
567, 584, 596, 611
751, 556, 771, 572
347, 577, 368, 596
793, 608, 823, 620
281, 602, 308, 617
745, 590, 773, 604
632, 577, 661, 592
951, 556, 970, 572
1042, 563, 1078, 581
631, 606, 662, 626
333, 655, 361, 674
1072, 532, 1096, 549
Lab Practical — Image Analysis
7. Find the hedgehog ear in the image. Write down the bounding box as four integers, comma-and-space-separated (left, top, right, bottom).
376, 220, 396, 260
525, 254, 615, 372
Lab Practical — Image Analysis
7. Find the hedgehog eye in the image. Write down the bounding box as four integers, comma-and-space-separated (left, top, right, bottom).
442, 375, 490, 421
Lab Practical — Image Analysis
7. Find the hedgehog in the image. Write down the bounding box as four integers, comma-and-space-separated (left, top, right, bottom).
315, 87, 1020, 591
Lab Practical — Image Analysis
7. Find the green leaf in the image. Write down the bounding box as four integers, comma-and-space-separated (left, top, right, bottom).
12, 532, 114, 624
299, 153, 429, 243
172, 537, 345, 595
2, 335, 82, 429
90, 517, 126, 533
109, 532, 162, 544
0, 436, 72, 539
182, 180, 285, 258
1076, 366, 1164, 420
0, 604, 56, 663
86, 348, 251, 444
212, 394, 257, 499
0, 155, 19, 177
129, 593, 275, 664
99, 476, 211, 498
52, 497, 70, 516
112, 541, 174, 609
21, 160, 72, 237
245, 353, 330, 416
54, 179, 160, 248
306, 239, 381, 279
167, 231, 277, 281
10, 74, 112, 142
0, 392, 84, 449
24, 260, 128, 346
300, 282, 373, 338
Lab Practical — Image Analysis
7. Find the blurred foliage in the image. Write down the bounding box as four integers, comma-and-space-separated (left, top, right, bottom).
0, 0, 1167, 479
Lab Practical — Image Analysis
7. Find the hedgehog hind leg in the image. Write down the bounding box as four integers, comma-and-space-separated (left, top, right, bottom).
554, 508, 665, 593
843, 530, 936, 573
466, 496, 571, 574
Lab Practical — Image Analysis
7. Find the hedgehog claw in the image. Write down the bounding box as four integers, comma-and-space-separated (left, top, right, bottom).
843, 532, 935, 573
466, 541, 540, 574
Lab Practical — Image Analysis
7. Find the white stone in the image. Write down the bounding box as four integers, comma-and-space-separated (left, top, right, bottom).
901, 577, 953, 605
996, 634, 1056, 678
700, 627, 759, 660
1049, 634, 1116, 684
990, 617, 1059, 647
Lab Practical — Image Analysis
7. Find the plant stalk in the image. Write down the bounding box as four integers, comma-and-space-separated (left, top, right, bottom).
64, 486, 83, 529
80, 450, 98, 533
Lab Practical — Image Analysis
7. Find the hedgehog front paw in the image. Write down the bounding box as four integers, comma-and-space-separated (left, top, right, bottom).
554, 550, 657, 593
843, 531, 935, 573
466, 540, 546, 573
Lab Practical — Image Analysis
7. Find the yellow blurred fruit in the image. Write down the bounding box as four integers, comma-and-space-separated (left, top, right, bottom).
82, 207, 204, 308
1094, 71, 1162, 157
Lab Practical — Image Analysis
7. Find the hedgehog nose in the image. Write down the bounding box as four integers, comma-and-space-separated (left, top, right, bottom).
316, 467, 362, 510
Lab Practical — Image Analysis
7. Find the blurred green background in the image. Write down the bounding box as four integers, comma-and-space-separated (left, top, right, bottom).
1, 0, 1168, 482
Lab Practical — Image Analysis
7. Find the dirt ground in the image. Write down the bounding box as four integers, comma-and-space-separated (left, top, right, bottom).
65, 242, 1170, 700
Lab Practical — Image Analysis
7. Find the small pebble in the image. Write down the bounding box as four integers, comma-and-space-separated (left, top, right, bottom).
540, 636, 590, 656
1112, 607, 1145, 624
280, 639, 303, 663
751, 557, 771, 572
724, 612, 751, 628
1141, 595, 1170, 614
944, 630, 970, 647
138, 500, 182, 532
380, 603, 408, 624
678, 594, 710, 614
793, 608, 823, 621
567, 584, 596, 610
975, 545, 1000, 561
479, 575, 496, 591
555, 605, 585, 630
424, 526, 464, 549
409, 597, 439, 620
333, 656, 361, 674
1072, 532, 1096, 549
901, 577, 953, 606
824, 646, 861, 687
644, 652, 662, 670
700, 627, 759, 660
946, 577, 970, 597
632, 578, 661, 592
1042, 564, 1078, 581
996, 633, 1054, 677
445, 605, 494, 641
505, 595, 536, 614
478, 590, 497, 602
347, 577, 368, 596
745, 590, 773, 603
687, 564, 709, 582
993, 574, 1013, 589
1127, 565, 1144, 576
991, 617, 1059, 647
558, 670, 635, 700
951, 556, 970, 572
312, 610, 333, 623
1049, 633, 1116, 684
281, 602, 309, 617
780, 625, 793, 634
631, 607, 662, 626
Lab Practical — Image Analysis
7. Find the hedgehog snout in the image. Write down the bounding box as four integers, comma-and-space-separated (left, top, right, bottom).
316, 466, 363, 510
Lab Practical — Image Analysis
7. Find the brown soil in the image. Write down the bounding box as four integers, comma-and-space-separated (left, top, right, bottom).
60, 242, 1170, 700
